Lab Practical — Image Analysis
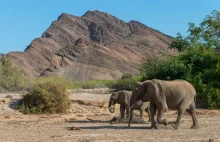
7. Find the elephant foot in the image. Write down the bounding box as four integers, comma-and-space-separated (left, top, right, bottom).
148, 119, 151, 122
190, 125, 199, 129
150, 124, 158, 129
128, 123, 131, 127
163, 119, 168, 126
171, 123, 180, 129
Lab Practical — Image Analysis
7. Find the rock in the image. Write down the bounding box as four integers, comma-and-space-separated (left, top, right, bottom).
7, 10, 176, 80
68, 126, 81, 130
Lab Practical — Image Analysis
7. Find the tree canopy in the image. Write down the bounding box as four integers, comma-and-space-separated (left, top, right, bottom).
141, 10, 220, 109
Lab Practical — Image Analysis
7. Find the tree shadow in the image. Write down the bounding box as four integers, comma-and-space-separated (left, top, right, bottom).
9, 99, 20, 109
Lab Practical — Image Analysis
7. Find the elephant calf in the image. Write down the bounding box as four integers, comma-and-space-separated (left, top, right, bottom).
108, 90, 150, 121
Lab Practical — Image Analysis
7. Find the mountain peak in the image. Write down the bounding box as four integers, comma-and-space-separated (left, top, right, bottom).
83, 10, 106, 17
8, 10, 176, 80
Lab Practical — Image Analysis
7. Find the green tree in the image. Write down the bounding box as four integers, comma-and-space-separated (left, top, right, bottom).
169, 10, 220, 51
142, 10, 220, 108
0, 56, 29, 91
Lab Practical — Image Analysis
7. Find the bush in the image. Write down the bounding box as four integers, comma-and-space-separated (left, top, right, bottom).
66, 80, 111, 89
65, 76, 141, 91
0, 56, 29, 92
107, 76, 142, 91
141, 56, 191, 81
207, 88, 220, 109
140, 10, 220, 108
80, 80, 108, 89
17, 77, 70, 114
121, 73, 133, 79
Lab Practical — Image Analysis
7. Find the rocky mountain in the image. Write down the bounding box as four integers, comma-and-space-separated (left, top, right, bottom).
8, 10, 177, 81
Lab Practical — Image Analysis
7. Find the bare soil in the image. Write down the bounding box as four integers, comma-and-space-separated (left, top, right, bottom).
0, 90, 219, 142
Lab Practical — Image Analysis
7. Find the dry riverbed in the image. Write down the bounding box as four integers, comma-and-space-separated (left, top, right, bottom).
0, 90, 219, 142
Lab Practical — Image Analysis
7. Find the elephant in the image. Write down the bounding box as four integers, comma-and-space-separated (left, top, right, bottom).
108, 90, 151, 121
129, 79, 199, 129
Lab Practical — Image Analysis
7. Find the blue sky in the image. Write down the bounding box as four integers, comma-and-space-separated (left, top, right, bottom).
0, 0, 219, 54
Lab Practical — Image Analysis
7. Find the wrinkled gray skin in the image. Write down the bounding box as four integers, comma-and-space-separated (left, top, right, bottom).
108, 91, 150, 121
130, 79, 199, 129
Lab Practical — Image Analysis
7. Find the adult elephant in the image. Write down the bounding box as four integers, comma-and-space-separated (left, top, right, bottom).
130, 79, 199, 129
108, 91, 150, 120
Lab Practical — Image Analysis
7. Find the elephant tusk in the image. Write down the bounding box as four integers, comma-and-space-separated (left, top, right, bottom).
109, 105, 114, 110
130, 104, 134, 110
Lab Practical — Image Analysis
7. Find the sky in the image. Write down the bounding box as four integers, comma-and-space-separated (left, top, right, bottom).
0, 0, 219, 54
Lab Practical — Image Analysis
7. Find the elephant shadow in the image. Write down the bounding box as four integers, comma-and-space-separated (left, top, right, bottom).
67, 120, 110, 124
66, 119, 178, 130
67, 125, 152, 130
67, 120, 155, 130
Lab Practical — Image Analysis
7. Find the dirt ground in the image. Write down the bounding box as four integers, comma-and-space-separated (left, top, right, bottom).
0, 90, 219, 142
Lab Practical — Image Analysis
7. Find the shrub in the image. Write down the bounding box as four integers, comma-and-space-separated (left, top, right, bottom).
107, 76, 142, 91
207, 88, 220, 109
141, 56, 191, 81
121, 73, 133, 79
17, 77, 70, 114
80, 80, 108, 89
0, 56, 29, 92
66, 80, 112, 89
140, 10, 220, 109
65, 76, 142, 91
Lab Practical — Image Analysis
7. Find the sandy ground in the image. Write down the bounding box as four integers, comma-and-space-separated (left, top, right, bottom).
0, 90, 219, 142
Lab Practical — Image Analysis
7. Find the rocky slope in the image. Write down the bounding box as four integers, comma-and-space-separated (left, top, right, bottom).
8, 10, 176, 80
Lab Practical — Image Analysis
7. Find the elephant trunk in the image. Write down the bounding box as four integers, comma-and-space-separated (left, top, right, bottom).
128, 96, 136, 127
128, 106, 134, 127
108, 99, 115, 113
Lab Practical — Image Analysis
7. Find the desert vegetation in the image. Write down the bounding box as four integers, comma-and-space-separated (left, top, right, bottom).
0, 56, 29, 92
141, 10, 220, 109
65, 73, 141, 91
17, 77, 71, 114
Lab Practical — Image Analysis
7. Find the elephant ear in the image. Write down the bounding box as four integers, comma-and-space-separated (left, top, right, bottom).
118, 91, 126, 104
112, 92, 119, 100
142, 81, 156, 101
135, 82, 143, 96
124, 91, 131, 106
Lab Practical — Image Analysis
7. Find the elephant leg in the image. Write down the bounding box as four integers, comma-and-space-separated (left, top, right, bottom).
189, 102, 199, 129
139, 104, 147, 120
139, 109, 143, 119
150, 103, 157, 129
157, 107, 168, 126
126, 107, 129, 119
145, 106, 151, 122
120, 105, 125, 119
171, 109, 184, 129
128, 109, 134, 127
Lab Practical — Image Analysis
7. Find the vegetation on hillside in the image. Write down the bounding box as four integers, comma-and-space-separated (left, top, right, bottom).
141, 10, 220, 109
